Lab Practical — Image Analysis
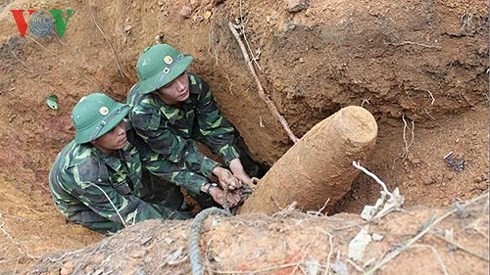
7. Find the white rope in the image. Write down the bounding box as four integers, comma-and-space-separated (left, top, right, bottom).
88, 182, 127, 227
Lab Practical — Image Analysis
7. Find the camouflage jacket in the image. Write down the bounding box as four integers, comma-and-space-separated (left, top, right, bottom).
48, 125, 188, 234
127, 73, 240, 189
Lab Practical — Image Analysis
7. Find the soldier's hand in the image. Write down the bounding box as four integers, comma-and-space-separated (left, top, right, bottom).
212, 166, 242, 190
226, 190, 241, 207
229, 158, 251, 185
234, 172, 251, 186
207, 186, 241, 208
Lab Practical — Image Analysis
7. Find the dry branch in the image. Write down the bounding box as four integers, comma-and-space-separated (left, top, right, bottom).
431, 232, 489, 262
365, 192, 489, 274
384, 40, 442, 49
228, 21, 299, 144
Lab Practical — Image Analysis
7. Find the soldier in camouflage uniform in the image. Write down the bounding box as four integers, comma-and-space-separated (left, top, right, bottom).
127, 43, 261, 207
49, 93, 193, 234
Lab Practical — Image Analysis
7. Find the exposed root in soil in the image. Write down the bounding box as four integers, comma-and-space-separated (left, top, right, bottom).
228, 21, 299, 144
0, 212, 38, 261
88, 4, 126, 78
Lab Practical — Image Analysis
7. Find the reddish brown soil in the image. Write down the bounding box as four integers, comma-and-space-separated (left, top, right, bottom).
0, 0, 488, 273
32, 194, 489, 274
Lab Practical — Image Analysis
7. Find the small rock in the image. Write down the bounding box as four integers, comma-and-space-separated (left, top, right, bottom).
180, 5, 192, 18
190, 0, 200, 9
284, 22, 296, 31
130, 249, 146, 258
285, 0, 309, 13
454, 202, 469, 219
92, 254, 104, 265
372, 233, 384, 241
84, 265, 95, 274
423, 177, 434, 186
60, 262, 74, 275
193, 15, 204, 22
473, 176, 483, 183
203, 11, 212, 20
478, 181, 488, 190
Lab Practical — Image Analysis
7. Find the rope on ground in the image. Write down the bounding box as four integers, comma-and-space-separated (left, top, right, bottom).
189, 207, 232, 275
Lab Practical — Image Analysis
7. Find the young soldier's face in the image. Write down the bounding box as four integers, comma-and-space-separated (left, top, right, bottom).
91, 121, 127, 154
156, 71, 190, 105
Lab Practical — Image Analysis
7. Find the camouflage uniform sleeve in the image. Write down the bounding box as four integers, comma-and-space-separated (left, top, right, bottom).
194, 75, 240, 165
141, 149, 209, 195
75, 182, 167, 223
130, 107, 220, 178
65, 158, 177, 226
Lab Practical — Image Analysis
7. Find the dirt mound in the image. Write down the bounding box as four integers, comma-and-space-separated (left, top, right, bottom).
0, 0, 488, 273
31, 192, 489, 274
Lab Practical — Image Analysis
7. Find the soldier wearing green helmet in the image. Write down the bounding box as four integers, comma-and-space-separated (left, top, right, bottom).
127, 43, 263, 208
49, 93, 193, 234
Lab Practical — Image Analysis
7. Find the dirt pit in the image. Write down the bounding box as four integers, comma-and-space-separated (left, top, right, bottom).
0, 0, 488, 273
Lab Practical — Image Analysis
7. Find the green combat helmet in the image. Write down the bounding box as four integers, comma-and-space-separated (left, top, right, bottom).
136, 44, 193, 94
71, 93, 129, 144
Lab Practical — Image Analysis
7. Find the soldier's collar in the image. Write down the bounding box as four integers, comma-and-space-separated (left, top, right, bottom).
159, 104, 180, 124
93, 148, 120, 170
93, 143, 131, 169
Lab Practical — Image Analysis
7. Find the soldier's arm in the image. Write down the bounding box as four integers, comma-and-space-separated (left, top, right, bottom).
193, 75, 240, 165
142, 152, 209, 196
131, 109, 220, 178
62, 169, 180, 226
